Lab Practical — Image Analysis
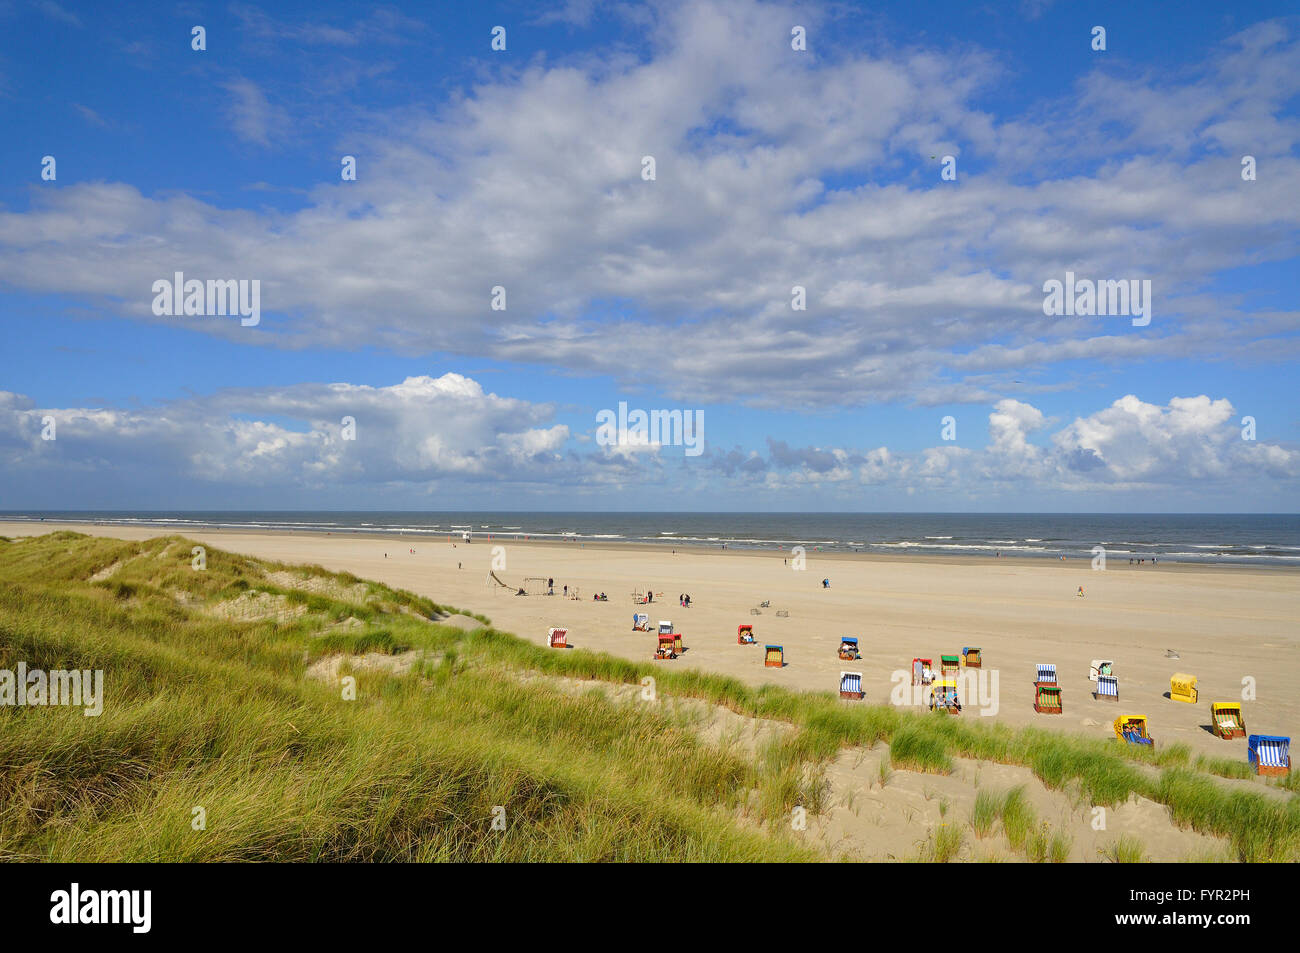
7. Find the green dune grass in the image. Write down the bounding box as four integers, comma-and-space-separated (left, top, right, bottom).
0, 532, 1295, 862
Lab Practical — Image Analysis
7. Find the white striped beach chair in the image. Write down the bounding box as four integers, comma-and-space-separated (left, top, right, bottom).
1035, 663, 1057, 685
1249, 735, 1291, 777
1096, 674, 1118, 701
839, 671, 863, 700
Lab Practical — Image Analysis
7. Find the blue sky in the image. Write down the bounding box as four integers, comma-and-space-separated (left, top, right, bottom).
0, 0, 1297, 510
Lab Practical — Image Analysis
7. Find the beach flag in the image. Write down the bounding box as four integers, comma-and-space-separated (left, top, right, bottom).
1248, 735, 1290, 777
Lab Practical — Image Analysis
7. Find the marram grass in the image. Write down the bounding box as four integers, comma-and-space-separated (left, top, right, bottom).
0, 533, 1296, 862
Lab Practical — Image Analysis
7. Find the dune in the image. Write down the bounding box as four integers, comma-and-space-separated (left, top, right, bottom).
7, 520, 1293, 765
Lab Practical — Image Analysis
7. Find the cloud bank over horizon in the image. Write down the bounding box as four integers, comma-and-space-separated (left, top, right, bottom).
2, 374, 1293, 509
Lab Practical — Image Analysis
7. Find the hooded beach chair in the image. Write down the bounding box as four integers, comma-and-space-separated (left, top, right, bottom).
1211, 702, 1245, 740
839, 671, 863, 700
654, 633, 676, 660
1095, 674, 1119, 702
940, 655, 960, 678
737, 624, 756, 645
962, 647, 981, 669
1114, 715, 1153, 747
912, 658, 933, 686
547, 627, 568, 649
1247, 735, 1290, 777
1089, 659, 1114, 682
1035, 663, 1057, 686
1170, 673, 1197, 704
838, 637, 860, 661
658, 621, 683, 653
1034, 683, 1062, 714
632, 613, 650, 632
929, 679, 961, 714
764, 644, 784, 668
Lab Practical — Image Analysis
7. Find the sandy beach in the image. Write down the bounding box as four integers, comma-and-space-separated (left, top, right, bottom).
6, 519, 1295, 762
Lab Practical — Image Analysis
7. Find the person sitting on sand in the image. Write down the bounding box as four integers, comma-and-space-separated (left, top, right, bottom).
1077, 586, 1085, 597
822, 578, 830, 588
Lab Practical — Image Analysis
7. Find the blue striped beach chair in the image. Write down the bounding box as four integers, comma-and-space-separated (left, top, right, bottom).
1035, 663, 1057, 685
1248, 735, 1291, 777
839, 671, 863, 700
1096, 674, 1118, 701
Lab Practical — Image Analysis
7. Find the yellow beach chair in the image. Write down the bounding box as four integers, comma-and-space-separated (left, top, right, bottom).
1170, 673, 1198, 704
929, 678, 961, 714
1114, 715, 1153, 747
1211, 702, 1245, 740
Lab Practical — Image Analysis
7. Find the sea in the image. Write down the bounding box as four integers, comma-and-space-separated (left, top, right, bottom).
3, 511, 1300, 567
